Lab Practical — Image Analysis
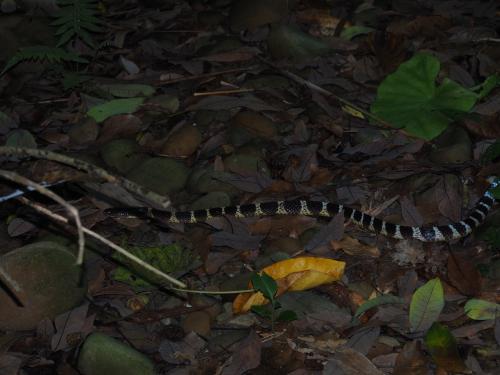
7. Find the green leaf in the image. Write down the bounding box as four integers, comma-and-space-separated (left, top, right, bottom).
98, 83, 156, 98
251, 272, 278, 300
87, 98, 144, 123
52, 0, 102, 47
1, 46, 87, 76
477, 224, 500, 247
112, 266, 152, 288
0, 111, 16, 132
251, 305, 272, 319
5, 129, 37, 148
267, 24, 331, 61
409, 278, 444, 332
492, 186, 500, 200
341, 25, 374, 40
481, 141, 500, 164
477, 74, 500, 99
464, 299, 500, 320
277, 310, 298, 322
371, 53, 477, 140
354, 294, 404, 318
424, 323, 466, 372
111, 243, 195, 288
62, 72, 91, 90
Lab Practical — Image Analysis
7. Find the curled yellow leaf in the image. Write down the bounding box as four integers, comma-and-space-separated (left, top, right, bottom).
233, 256, 345, 314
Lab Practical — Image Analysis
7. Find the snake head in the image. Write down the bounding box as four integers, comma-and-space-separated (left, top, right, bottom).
487, 176, 500, 188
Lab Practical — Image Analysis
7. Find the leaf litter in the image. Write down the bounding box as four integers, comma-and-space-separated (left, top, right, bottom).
0, 0, 500, 373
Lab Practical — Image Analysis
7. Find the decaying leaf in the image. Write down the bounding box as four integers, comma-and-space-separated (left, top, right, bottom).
233, 256, 345, 313
425, 322, 466, 372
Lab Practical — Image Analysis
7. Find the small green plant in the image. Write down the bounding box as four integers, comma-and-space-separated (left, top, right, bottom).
1, 0, 103, 77
0, 46, 88, 76
52, 0, 103, 47
250, 272, 297, 330
424, 322, 465, 372
112, 243, 196, 288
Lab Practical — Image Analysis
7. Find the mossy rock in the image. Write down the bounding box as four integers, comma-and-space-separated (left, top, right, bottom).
187, 167, 238, 195
267, 24, 331, 60
231, 110, 277, 140
127, 157, 190, 195
224, 152, 270, 176
161, 124, 202, 157
191, 192, 232, 210
229, 0, 289, 31
100, 139, 146, 174
77, 333, 156, 375
0, 241, 86, 331
68, 118, 99, 145
145, 94, 179, 115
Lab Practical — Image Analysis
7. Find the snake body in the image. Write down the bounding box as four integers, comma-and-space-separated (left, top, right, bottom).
105, 179, 499, 243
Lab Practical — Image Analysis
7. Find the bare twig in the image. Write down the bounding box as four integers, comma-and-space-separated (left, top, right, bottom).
0, 265, 21, 291
193, 88, 254, 96
259, 57, 394, 129
168, 286, 254, 295
17, 197, 187, 288
0, 147, 171, 209
152, 66, 257, 86
0, 170, 86, 265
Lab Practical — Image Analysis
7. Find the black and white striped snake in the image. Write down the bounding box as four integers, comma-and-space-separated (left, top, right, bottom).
105, 179, 499, 242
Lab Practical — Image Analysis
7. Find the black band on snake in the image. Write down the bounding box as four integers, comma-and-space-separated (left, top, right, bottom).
105, 179, 499, 243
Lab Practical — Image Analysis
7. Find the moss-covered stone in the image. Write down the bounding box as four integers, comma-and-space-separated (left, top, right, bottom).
187, 167, 238, 195
100, 139, 146, 174
127, 157, 190, 195
161, 124, 202, 157
224, 152, 270, 176
191, 191, 231, 210
77, 333, 156, 375
0, 241, 86, 331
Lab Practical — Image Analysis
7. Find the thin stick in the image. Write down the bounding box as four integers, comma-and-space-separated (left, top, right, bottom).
168, 286, 254, 295
152, 66, 257, 86
17, 197, 187, 289
0, 147, 170, 209
0, 266, 21, 292
0, 170, 86, 265
193, 88, 254, 96
259, 57, 394, 129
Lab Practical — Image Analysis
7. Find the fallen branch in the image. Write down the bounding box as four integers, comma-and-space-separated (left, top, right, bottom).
0, 169, 86, 265
17, 196, 187, 289
0, 147, 171, 209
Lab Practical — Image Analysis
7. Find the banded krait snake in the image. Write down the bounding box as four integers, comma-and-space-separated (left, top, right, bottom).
105, 178, 499, 242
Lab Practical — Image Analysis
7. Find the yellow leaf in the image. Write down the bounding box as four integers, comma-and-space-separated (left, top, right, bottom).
233, 256, 345, 313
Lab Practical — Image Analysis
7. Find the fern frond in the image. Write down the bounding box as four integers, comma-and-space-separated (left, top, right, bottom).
0, 46, 88, 76
51, 0, 104, 47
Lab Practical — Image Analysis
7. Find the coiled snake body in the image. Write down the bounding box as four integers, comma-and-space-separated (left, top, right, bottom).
105, 179, 499, 243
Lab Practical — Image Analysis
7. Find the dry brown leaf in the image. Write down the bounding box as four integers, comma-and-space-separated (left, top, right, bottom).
447, 251, 481, 297
249, 216, 316, 238
331, 236, 380, 257
160, 124, 202, 157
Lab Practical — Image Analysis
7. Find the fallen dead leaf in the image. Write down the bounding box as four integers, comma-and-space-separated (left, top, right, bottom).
233, 256, 345, 313
331, 236, 380, 257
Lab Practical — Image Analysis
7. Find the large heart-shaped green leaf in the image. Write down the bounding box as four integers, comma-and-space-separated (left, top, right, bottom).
371, 53, 477, 140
